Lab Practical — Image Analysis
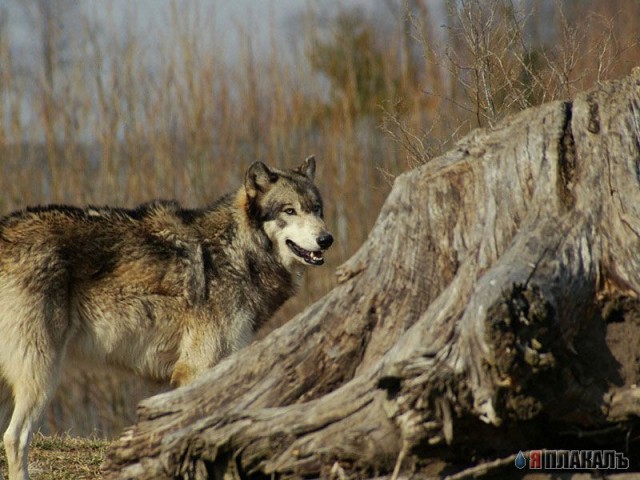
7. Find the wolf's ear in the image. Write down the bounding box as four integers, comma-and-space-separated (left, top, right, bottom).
245, 161, 278, 198
296, 155, 316, 181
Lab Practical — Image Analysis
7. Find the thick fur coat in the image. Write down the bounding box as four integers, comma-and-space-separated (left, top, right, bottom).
0, 157, 332, 480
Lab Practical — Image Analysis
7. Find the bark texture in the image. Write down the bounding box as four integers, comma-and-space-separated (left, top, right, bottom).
105, 70, 640, 479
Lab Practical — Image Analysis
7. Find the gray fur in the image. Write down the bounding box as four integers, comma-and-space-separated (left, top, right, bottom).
0, 158, 332, 480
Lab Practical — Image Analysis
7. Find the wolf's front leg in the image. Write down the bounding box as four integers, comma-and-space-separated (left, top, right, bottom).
169, 325, 230, 388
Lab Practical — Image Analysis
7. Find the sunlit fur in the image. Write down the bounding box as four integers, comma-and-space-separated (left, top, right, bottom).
0, 157, 332, 480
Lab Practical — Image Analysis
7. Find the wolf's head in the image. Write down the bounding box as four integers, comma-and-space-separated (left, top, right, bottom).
244, 156, 334, 269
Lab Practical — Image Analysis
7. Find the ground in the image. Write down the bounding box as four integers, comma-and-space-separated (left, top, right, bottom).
1, 434, 639, 478
0, 433, 108, 480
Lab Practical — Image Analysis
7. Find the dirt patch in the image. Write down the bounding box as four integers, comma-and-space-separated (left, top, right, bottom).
601, 294, 640, 386
487, 282, 563, 421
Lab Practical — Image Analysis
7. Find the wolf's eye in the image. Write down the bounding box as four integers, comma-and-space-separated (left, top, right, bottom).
313, 204, 322, 214
284, 207, 296, 215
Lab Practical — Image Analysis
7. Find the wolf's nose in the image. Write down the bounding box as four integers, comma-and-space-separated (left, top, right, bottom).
317, 233, 334, 249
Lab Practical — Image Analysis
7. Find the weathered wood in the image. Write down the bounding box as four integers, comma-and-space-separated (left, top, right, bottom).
105, 70, 640, 478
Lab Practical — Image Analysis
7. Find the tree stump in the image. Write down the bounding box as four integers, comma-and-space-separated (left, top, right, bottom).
105, 70, 640, 479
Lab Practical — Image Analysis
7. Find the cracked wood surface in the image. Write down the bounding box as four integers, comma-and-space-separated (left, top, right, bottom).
105, 70, 640, 479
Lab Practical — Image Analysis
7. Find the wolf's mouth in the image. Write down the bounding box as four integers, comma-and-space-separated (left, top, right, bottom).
286, 240, 324, 265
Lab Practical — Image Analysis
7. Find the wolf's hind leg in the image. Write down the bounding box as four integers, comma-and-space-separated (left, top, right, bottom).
2, 356, 62, 480
0, 380, 13, 480
0, 279, 70, 480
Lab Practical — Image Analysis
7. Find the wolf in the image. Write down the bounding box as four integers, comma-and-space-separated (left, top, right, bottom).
0, 156, 333, 480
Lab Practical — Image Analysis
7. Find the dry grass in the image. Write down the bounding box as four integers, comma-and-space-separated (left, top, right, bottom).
0, 433, 109, 480
0, 0, 639, 445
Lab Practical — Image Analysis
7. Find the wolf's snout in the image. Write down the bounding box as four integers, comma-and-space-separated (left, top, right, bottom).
317, 233, 334, 249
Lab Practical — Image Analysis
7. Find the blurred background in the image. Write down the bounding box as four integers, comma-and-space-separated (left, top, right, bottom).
0, 0, 638, 437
